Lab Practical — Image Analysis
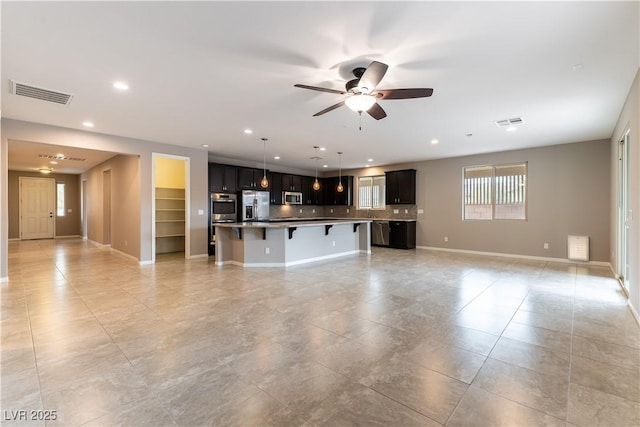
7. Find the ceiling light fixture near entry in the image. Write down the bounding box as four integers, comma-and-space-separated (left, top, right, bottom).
39, 167, 53, 174
113, 81, 129, 91
82, 121, 95, 128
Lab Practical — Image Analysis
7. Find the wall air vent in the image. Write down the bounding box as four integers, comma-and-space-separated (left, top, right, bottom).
567, 235, 589, 262
495, 117, 524, 127
38, 154, 86, 162
10, 80, 74, 105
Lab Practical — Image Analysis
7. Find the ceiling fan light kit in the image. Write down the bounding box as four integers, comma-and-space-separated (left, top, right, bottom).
344, 94, 376, 113
295, 60, 433, 122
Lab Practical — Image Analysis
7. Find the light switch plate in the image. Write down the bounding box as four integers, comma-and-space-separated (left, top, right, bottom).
418, 209, 424, 214
198, 209, 204, 215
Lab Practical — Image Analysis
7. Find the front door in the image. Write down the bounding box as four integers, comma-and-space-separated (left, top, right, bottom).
20, 177, 55, 240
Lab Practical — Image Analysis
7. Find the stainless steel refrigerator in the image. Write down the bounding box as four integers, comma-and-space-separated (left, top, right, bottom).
238, 190, 270, 222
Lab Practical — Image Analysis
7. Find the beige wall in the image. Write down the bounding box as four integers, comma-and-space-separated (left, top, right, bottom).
7, 170, 81, 239
611, 68, 639, 317
343, 139, 611, 262
82, 155, 141, 258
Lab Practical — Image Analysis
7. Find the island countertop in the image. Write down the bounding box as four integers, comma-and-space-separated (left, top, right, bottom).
214, 218, 373, 229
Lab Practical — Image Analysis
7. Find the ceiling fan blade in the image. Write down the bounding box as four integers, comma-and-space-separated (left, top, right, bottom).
294, 84, 346, 95
357, 61, 388, 93
367, 102, 387, 120
313, 101, 345, 116
377, 88, 434, 100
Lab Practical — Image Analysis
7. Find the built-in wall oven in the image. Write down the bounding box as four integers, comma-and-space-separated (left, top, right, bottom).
210, 192, 237, 255
211, 192, 237, 223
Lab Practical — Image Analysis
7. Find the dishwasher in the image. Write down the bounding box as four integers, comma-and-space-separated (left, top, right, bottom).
372, 220, 390, 247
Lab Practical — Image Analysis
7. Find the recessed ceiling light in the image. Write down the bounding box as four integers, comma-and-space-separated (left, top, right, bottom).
431, 139, 439, 145
202, 144, 209, 148
274, 156, 280, 160
82, 121, 94, 128
365, 165, 371, 168
244, 129, 253, 134
322, 164, 328, 168
506, 126, 518, 132
320, 147, 326, 151
113, 81, 129, 91
50, 161, 58, 165
367, 158, 373, 162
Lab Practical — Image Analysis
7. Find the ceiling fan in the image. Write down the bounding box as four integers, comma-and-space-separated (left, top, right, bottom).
294, 61, 433, 121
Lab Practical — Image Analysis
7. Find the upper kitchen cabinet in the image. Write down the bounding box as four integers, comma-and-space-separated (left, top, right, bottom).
268, 171, 283, 205
302, 176, 324, 205
324, 176, 353, 206
209, 163, 238, 193
237, 167, 266, 189
282, 174, 303, 192
385, 169, 416, 204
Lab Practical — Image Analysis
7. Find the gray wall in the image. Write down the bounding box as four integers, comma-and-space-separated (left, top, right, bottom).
8, 170, 81, 238
343, 139, 611, 262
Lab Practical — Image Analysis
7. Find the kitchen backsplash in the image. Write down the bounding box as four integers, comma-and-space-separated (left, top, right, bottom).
270, 204, 417, 220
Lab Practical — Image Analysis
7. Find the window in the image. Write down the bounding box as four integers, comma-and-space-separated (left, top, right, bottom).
56, 182, 65, 217
358, 175, 385, 209
463, 162, 526, 220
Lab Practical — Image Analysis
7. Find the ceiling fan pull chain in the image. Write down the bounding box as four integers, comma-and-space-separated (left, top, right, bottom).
359, 111, 363, 131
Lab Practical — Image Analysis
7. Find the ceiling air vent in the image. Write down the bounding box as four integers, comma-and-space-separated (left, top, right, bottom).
495, 117, 524, 127
10, 80, 74, 105
38, 154, 86, 162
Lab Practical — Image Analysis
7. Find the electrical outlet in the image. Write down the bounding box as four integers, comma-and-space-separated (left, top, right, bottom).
265, 247, 270, 254
299, 209, 303, 213
418, 209, 424, 214
198, 209, 204, 215
332, 241, 336, 247
312, 209, 316, 213
544, 243, 549, 249
330, 209, 334, 213
444, 236, 448, 242
393, 209, 399, 214
405, 209, 408, 214
347, 208, 349, 213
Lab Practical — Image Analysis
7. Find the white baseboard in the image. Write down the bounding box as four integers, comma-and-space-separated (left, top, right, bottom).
216, 250, 362, 267
416, 245, 611, 267
187, 253, 209, 260
629, 301, 640, 327
8, 238, 19, 241
87, 239, 111, 249
109, 247, 139, 262
55, 235, 82, 239
139, 260, 154, 266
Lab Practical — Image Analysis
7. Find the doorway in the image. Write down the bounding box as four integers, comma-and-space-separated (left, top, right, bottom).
152, 154, 190, 261
19, 177, 55, 240
617, 129, 630, 293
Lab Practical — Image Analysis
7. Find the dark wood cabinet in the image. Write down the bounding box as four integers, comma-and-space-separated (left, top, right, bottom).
324, 176, 353, 205
268, 172, 283, 205
385, 169, 416, 204
302, 176, 324, 205
238, 167, 266, 189
209, 163, 238, 193
282, 174, 303, 192
389, 220, 416, 249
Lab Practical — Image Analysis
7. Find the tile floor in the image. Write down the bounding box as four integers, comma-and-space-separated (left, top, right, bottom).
2, 239, 639, 426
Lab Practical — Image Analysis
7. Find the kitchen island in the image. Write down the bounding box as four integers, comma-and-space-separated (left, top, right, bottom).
214, 219, 372, 267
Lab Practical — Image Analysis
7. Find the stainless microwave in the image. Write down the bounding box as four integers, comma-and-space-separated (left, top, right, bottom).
283, 191, 303, 205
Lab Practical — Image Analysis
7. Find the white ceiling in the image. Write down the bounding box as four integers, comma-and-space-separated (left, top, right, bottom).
2, 1, 638, 173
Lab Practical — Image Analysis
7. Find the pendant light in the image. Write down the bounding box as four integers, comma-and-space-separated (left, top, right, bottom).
312, 146, 321, 191
260, 137, 269, 188
336, 152, 344, 193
